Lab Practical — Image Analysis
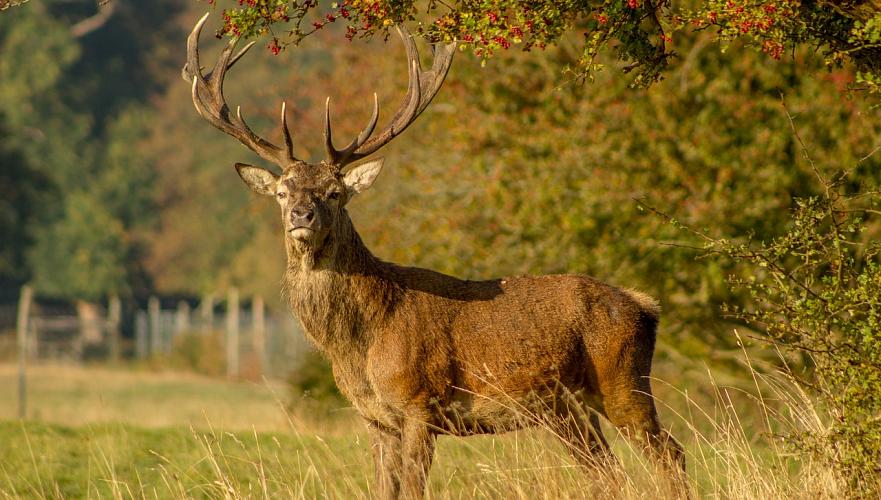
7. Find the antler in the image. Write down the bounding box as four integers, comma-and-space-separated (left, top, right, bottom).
324, 26, 456, 168
182, 13, 299, 166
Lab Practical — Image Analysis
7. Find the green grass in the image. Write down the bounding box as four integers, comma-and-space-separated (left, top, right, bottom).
0, 419, 664, 499
0, 421, 369, 498
0, 355, 850, 499
0, 363, 295, 432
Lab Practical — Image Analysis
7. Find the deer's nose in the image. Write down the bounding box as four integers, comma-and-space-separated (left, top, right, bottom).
290, 207, 314, 227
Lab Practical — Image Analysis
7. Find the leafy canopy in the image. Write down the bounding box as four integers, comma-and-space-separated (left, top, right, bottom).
211, 0, 881, 90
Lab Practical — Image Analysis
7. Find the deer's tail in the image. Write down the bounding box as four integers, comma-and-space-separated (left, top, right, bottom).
622, 288, 660, 321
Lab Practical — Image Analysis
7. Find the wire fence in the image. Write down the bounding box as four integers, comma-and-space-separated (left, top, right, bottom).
9, 286, 310, 380
4, 285, 316, 420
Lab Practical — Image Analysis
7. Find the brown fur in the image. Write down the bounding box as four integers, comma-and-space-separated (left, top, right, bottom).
264, 164, 686, 498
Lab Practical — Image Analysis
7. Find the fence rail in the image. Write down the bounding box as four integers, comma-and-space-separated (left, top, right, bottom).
13, 286, 309, 380
12, 285, 312, 418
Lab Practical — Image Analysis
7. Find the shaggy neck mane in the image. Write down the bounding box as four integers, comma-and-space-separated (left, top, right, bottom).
282, 211, 396, 356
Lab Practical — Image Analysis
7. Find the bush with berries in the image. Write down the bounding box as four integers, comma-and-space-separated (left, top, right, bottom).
205, 0, 881, 91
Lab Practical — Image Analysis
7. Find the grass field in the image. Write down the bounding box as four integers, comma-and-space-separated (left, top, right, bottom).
0, 364, 293, 432
0, 358, 845, 499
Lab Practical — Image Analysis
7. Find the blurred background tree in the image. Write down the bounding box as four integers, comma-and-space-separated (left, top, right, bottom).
0, 0, 181, 309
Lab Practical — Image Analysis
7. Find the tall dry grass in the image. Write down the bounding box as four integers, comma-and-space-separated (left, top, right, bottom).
1, 345, 849, 499
159, 365, 840, 499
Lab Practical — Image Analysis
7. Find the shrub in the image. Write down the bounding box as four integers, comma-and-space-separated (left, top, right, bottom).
286, 349, 345, 413
168, 331, 227, 377
658, 132, 881, 493
717, 194, 880, 492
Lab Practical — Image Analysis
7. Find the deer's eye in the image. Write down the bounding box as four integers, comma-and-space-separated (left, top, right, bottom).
277, 191, 287, 199
328, 191, 341, 200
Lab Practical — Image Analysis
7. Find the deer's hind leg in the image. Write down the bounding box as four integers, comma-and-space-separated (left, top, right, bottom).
551, 407, 617, 469
601, 377, 687, 491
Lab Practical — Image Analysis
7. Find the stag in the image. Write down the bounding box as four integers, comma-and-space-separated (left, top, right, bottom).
183, 13, 685, 498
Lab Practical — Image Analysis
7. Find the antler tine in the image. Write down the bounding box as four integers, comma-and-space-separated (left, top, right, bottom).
181, 19, 254, 84
183, 13, 297, 166
210, 37, 238, 95
227, 41, 257, 71
327, 25, 455, 168
400, 59, 423, 129
359, 93, 380, 145
182, 13, 210, 85
324, 97, 339, 164
419, 41, 455, 115
324, 94, 380, 167
281, 102, 295, 161
208, 39, 257, 103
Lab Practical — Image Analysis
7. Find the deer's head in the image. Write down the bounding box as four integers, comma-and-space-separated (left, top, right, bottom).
233, 157, 384, 258
182, 14, 455, 261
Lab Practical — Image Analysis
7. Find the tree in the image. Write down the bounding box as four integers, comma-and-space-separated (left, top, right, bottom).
213, 0, 881, 91
0, 0, 181, 304
660, 120, 881, 494
0, 128, 50, 300
0, 1, 92, 295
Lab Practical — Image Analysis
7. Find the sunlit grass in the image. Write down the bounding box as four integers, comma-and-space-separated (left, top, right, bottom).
0, 347, 850, 499
0, 363, 294, 432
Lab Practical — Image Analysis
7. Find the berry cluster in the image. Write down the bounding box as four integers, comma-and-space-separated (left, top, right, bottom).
687, 0, 798, 61
428, 4, 568, 59
212, 0, 307, 52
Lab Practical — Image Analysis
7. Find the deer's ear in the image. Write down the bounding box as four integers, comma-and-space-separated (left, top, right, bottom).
342, 158, 384, 195
235, 163, 279, 197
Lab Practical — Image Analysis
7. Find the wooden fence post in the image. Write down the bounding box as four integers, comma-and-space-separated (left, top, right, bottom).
252, 295, 266, 376
148, 296, 161, 356
17, 285, 33, 420
108, 295, 121, 362
135, 310, 148, 359
200, 293, 215, 334
226, 287, 240, 379
175, 300, 190, 336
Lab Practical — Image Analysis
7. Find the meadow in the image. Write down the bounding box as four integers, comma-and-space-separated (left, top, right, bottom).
0, 341, 845, 499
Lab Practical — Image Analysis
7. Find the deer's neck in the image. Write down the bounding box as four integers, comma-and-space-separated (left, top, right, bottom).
282, 214, 394, 356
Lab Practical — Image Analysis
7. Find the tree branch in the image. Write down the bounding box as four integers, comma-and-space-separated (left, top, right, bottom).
70, 0, 116, 39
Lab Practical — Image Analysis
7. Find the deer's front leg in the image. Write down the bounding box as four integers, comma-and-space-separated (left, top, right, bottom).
367, 421, 402, 500
400, 418, 436, 499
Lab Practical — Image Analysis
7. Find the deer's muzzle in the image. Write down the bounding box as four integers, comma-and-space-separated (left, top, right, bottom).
289, 207, 314, 228
289, 227, 314, 242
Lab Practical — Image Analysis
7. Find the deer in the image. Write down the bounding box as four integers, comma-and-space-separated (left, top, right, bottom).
182, 13, 685, 499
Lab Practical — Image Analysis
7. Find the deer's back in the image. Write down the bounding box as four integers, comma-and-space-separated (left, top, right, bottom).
361, 269, 659, 433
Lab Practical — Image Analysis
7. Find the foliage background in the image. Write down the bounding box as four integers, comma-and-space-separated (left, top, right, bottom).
3, 0, 879, 325
1, 0, 880, 494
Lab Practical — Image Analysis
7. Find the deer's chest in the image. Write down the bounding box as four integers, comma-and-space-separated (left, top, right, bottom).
330, 340, 453, 429
330, 355, 402, 428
